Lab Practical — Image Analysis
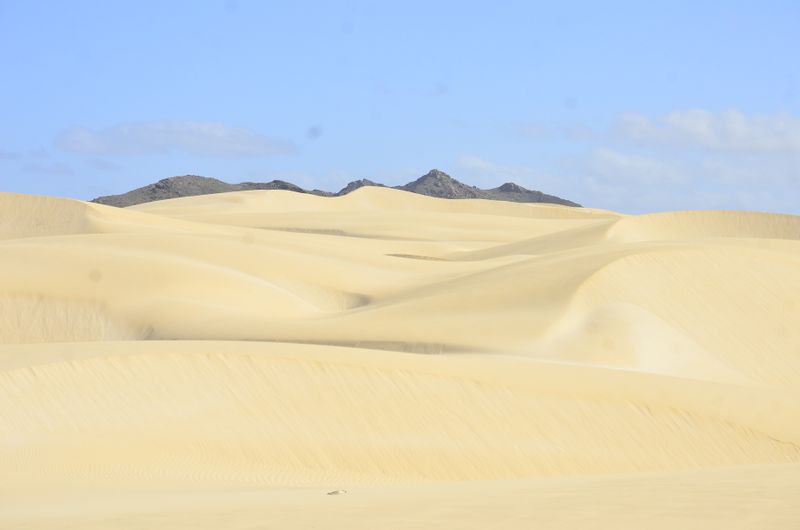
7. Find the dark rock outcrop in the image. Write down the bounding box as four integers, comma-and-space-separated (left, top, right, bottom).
336, 179, 385, 196
482, 182, 581, 207
395, 169, 481, 199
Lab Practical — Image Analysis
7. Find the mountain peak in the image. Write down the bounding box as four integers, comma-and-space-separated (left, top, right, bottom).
420, 168, 450, 179
240, 180, 306, 193
398, 169, 480, 199
495, 182, 527, 193
337, 179, 384, 196
413, 169, 462, 184
153, 175, 224, 187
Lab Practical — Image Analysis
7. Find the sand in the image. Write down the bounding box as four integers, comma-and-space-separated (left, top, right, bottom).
1, 187, 799, 528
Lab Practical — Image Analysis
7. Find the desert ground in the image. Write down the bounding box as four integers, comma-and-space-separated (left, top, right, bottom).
1, 187, 799, 528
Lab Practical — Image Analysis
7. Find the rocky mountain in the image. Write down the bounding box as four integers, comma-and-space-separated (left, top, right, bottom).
482, 182, 579, 205
91, 170, 580, 207
91, 175, 325, 208
396, 169, 481, 199
336, 179, 385, 196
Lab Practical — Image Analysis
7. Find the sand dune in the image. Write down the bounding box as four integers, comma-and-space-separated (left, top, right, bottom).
1, 188, 799, 528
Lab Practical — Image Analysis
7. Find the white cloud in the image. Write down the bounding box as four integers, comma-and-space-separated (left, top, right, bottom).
57, 121, 296, 157
24, 162, 74, 175
617, 109, 800, 153
85, 158, 121, 171
698, 154, 799, 186
586, 148, 687, 185
501, 108, 800, 213
456, 148, 800, 214
570, 146, 800, 213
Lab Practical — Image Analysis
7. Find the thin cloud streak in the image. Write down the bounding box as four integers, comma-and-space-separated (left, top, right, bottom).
85, 158, 122, 171
617, 109, 800, 154
0, 149, 21, 160
23, 162, 74, 176
57, 121, 296, 158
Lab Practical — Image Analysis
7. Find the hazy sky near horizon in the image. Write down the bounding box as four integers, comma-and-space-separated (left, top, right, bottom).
1, 0, 799, 213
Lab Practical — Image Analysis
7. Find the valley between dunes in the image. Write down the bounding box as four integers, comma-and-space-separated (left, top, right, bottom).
1, 187, 799, 528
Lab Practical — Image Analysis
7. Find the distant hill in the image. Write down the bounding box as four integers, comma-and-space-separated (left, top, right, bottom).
397, 169, 482, 199
91, 169, 580, 207
90, 176, 318, 207
336, 178, 385, 196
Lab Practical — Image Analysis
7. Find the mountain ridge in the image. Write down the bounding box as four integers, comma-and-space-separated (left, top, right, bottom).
91, 169, 581, 207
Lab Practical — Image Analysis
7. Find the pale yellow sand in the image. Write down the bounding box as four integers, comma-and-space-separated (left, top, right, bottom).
1, 188, 799, 528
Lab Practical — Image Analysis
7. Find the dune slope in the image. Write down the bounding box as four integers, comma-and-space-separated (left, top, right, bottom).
1, 188, 799, 528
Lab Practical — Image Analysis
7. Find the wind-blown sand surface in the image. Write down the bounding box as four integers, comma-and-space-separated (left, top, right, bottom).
1, 188, 799, 528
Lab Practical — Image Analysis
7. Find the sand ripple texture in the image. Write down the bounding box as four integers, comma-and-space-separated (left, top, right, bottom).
1, 188, 799, 528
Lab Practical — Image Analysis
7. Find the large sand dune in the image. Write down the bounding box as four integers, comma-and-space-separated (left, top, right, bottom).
1, 188, 799, 528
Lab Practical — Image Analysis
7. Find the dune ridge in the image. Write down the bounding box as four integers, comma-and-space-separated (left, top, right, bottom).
1, 188, 799, 528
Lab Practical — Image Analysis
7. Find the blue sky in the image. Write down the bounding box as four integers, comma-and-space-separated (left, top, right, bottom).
1, 0, 799, 213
